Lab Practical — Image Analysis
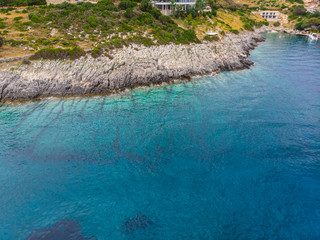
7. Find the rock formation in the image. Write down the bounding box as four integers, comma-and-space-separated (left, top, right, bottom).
0, 31, 265, 102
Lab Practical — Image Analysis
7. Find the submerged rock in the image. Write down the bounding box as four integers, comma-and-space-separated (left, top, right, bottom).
0, 32, 265, 102
26, 219, 93, 240
121, 213, 153, 234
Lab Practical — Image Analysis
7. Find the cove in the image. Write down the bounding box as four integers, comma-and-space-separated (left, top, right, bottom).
0, 33, 320, 239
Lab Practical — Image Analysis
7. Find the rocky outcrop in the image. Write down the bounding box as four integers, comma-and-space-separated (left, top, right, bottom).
0, 31, 265, 102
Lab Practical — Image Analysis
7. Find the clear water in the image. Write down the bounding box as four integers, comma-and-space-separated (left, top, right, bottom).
1, 33, 320, 239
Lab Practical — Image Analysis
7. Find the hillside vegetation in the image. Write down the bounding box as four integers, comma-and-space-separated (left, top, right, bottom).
0, 0, 267, 59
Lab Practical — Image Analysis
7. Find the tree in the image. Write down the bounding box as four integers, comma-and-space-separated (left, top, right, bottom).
195, 0, 207, 12
139, 0, 152, 12
292, 5, 306, 16
207, 0, 217, 16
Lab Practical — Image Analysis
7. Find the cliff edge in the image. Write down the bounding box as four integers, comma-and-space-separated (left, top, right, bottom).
0, 31, 265, 102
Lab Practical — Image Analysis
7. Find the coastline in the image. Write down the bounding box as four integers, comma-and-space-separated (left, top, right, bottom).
0, 30, 267, 104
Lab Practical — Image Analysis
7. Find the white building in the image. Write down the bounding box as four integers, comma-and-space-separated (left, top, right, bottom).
259, 11, 281, 21
152, 0, 196, 15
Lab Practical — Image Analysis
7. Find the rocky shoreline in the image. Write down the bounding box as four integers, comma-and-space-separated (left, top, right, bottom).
0, 30, 266, 103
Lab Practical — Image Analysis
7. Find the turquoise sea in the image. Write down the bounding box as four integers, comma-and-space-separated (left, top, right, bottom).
0, 33, 320, 239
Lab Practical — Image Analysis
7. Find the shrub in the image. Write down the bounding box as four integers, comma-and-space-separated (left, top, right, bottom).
13, 16, 23, 21
28, 13, 41, 23
203, 34, 219, 41
88, 16, 98, 28
292, 5, 306, 16
0, 20, 5, 29
273, 21, 280, 27
138, 12, 154, 25
91, 45, 102, 58
94, 0, 117, 11
21, 59, 31, 65
229, 29, 239, 34
159, 15, 174, 25
22, 21, 32, 26
243, 23, 254, 31
120, 23, 133, 31
150, 7, 161, 19
118, 1, 137, 10
124, 8, 136, 18
139, 0, 152, 12
0, 37, 3, 47
8, 39, 28, 46
30, 47, 85, 60
2, 0, 46, 6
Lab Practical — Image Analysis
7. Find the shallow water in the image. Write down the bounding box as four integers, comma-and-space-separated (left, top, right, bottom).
0, 33, 320, 239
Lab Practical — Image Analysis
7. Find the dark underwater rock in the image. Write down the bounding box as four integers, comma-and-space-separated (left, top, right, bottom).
121, 213, 153, 234
26, 219, 93, 240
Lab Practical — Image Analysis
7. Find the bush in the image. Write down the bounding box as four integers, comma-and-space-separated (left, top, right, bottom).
229, 29, 239, 34
0, 37, 3, 47
118, 1, 137, 10
94, 0, 117, 11
139, 0, 152, 12
203, 34, 219, 41
0, 0, 45, 6
0, 19, 5, 29
9, 40, 28, 46
88, 16, 98, 28
243, 23, 254, 31
124, 8, 136, 18
159, 15, 174, 25
119, 23, 133, 31
292, 5, 306, 16
22, 21, 32, 26
138, 12, 154, 25
21, 59, 31, 65
13, 16, 23, 21
150, 7, 161, 19
273, 21, 280, 27
30, 47, 85, 60
28, 13, 41, 23
91, 45, 102, 58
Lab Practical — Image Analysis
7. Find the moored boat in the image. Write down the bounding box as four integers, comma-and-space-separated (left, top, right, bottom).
308, 33, 319, 41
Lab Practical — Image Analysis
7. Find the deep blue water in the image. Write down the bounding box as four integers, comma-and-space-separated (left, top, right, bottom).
0, 33, 320, 239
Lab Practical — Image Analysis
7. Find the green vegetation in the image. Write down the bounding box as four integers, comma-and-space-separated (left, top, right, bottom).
21, 0, 199, 45
0, 0, 271, 58
287, 0, 303, 4
30, 47, 85, 60
289, 5, 320, 31
0, 18, 5, 29
0, 0, 46, 7
273, 21, 280, 27
203, 34, 219, 41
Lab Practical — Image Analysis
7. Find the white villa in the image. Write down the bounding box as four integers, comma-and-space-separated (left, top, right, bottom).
259, 11, 281, 21
152, 0, 196, 15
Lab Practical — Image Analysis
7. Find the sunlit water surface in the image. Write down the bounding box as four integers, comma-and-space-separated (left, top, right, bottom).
1, 33, 320, 239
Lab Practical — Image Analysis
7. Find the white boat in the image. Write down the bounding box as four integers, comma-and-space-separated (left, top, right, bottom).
206, 31, 218, 36
308, 33, 319, 41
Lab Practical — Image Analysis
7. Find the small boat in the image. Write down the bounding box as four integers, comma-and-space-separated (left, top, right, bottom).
206, 31, 218, 36
308, 33, 319, 41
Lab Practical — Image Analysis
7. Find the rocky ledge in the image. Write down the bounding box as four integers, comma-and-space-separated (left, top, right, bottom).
0, 31, 265, 102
